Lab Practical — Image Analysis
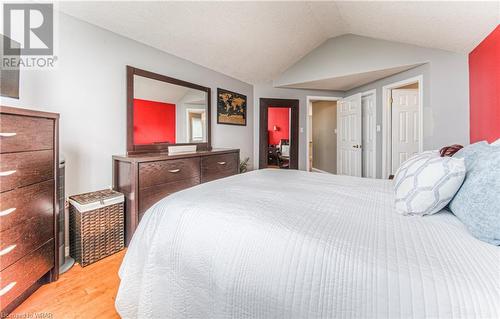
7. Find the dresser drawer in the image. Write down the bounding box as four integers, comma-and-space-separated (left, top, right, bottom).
201, 152, 239, 183
0, 114, 53, 154
0, 239, 54, 309
0, 180, 54, 232
0, 150, 53, 193
138, 177, 200, 216
0, 208, 54, 271
139, 157, 200, 189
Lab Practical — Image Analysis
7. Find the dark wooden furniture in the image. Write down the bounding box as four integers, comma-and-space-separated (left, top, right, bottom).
259, 98, 299, 169
126, 66, 211, 154
113, 149, 239, 245
268, 145, 279, 166
0, 105, 59, 314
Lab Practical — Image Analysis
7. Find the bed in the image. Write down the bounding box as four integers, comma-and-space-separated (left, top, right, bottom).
116, 169, 500, 318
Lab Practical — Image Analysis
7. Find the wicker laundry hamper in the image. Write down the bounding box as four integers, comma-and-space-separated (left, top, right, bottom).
69, 189, 124, 267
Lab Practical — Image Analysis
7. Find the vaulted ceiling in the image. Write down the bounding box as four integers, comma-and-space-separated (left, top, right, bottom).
59, 1, 499, 84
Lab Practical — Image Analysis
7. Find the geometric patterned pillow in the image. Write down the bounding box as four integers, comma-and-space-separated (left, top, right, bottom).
393, 150, 439, 186
394, 156, 466, 216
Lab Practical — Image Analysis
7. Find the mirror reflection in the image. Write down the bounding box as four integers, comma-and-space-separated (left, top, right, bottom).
133, 75, 208, 145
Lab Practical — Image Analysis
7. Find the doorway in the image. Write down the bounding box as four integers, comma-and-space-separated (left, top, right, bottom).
259, 98, 299, 169
186, 109, 206, 143
382, 76, 423, 177
311, 100, 338, 174
307, 93, 376, 178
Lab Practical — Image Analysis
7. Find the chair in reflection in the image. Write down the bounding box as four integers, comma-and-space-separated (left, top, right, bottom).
278, 139, 290, 169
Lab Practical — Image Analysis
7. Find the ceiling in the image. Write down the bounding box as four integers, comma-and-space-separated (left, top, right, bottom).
281, 63, 424, 91
59, 1, 499, 85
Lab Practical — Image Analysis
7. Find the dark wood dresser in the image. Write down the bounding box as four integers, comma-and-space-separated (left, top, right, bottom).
0, 106, 59, 314
113, 149, 239, 245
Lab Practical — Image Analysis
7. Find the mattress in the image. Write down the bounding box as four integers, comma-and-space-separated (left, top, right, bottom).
116, 169, 500, 318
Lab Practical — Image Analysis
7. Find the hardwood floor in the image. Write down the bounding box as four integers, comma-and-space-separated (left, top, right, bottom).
11, 250, 125, 319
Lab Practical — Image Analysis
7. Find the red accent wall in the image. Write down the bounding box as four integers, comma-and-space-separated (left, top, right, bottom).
133, 99, 176, 144
268, 107, 290, 145
469, 25, 500, 143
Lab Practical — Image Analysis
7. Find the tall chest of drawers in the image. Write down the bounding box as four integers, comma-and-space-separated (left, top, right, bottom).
113, 149, 240, 245
0, 106, 59, 314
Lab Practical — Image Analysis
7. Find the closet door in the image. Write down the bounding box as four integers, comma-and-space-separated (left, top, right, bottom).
337, 93, 362, 177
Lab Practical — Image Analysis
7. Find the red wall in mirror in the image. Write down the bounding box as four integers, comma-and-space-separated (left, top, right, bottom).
133, 99, 176, 144
268, 107, 290, 145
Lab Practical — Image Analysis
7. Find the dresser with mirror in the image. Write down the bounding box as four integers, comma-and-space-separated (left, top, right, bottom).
113, 66, 239, 245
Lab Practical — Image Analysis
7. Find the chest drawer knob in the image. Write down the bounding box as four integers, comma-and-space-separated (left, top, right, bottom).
217, 161, 226, 165
0, 207, 16, 217
0, 170, 16, 177
0, 132, 17, 137
0, 282, 17, 297
168, 169, 181, 173
0, 244, 17, 256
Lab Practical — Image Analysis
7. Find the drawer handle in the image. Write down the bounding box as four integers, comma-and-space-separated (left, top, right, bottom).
0, 170, 16, 177
168, 169, 181, 173
0, 244, 16, 256
0, 282, 17, 296
0, 207, 16, 217
217, 161, 226, 165
0, 132, 17, 137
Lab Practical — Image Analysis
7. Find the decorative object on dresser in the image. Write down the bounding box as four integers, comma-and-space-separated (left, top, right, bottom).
0, 105, 59, 315
113, 149, 239, 245
217, 88, 247, 126
69, 189, 125, 267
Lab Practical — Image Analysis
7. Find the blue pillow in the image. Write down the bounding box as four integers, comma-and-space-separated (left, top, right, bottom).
453, 141, 489, 169
449, 142, 500, 245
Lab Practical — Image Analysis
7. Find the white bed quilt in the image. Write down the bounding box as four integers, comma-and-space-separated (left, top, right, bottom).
116, 169, 500, 318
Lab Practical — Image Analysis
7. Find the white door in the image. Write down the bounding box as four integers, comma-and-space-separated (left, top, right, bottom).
337, 93, 362, 177
391, 89, 419, 174
362, 94, 376, 178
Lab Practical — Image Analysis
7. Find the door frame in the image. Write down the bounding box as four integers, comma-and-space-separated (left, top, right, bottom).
259, 98, 299, 169
305, 96, 342, 172
382, 75, 424, 178
361, 89, 377, 178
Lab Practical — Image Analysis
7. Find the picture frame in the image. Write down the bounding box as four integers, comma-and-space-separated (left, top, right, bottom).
217, 88, 247, 126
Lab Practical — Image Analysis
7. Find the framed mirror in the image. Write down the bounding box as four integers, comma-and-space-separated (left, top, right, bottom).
127, 66, 211, 154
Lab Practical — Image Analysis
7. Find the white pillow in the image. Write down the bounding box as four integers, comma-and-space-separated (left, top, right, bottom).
393, 155, 466, 216
393, 150, 439, 185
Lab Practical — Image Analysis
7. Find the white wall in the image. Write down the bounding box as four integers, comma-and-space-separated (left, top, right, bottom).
345, 62, 469, 178
275, 34, 470, 178
0, 13, 254, 196
253, 81, 343, 170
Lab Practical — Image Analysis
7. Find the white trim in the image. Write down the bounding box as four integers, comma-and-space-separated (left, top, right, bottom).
382, 75, 424, 178
306, 96, 342, 172
361, 89, 377, 178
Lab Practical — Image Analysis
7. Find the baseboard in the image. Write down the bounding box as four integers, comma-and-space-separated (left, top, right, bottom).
311, 167, 332, 174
